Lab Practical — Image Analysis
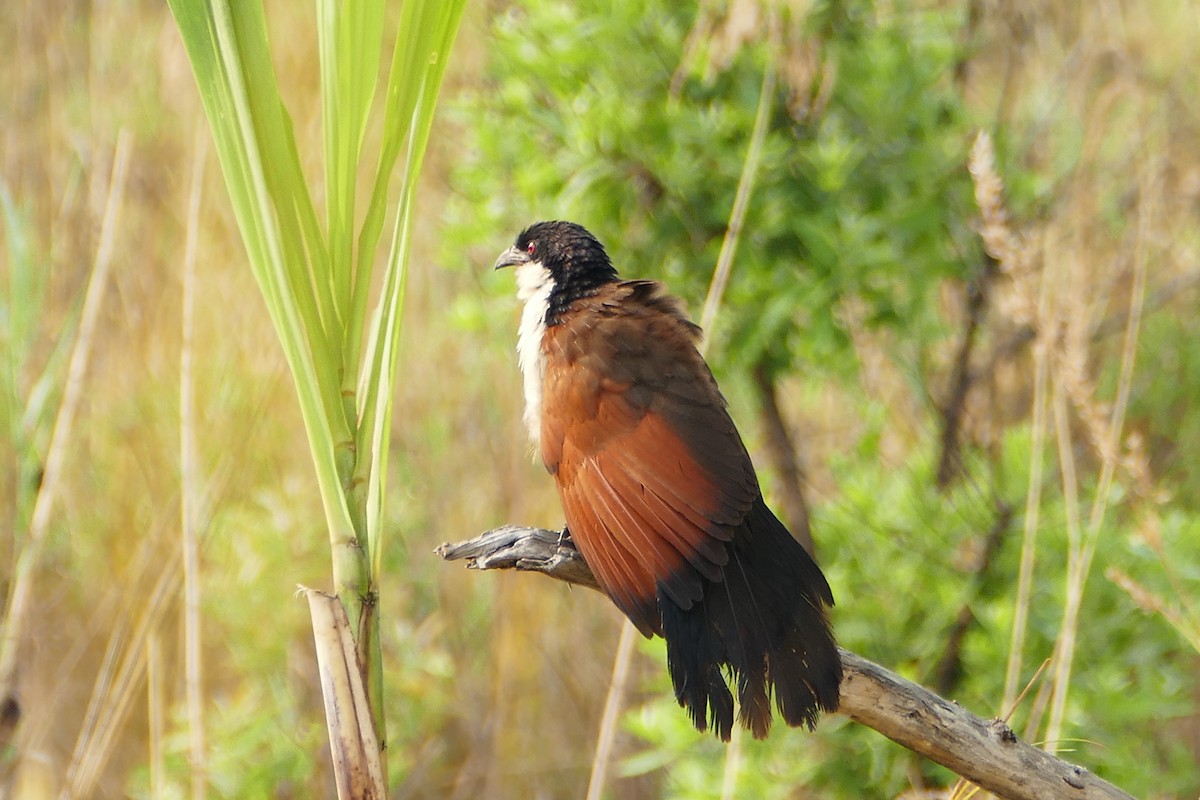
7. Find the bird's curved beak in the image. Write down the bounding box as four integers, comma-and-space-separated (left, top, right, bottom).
494, 245, 529, 270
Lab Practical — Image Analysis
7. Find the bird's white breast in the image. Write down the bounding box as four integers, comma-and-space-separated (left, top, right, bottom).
515, 260, 553, 446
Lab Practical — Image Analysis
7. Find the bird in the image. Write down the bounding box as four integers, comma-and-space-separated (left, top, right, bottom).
494, 220, 841, 740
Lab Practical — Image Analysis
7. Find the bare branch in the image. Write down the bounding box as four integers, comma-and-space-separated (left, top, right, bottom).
437, 525, 601, 591
437, 525, 1135, 800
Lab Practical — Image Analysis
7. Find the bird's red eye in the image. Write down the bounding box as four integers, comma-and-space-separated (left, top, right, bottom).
526, 242, 537, 256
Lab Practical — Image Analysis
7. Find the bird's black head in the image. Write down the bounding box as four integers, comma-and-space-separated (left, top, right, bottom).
495, 221, 619, 321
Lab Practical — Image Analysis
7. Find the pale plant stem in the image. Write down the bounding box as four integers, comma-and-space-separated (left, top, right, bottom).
0, 131, 131, 709
1001, 239, 1053, 713
66, 463, 234, 796
1021, 663, 1054, 744
67, 548, 181, 798
585, 622, 637, 800
1045, 168, 1151, 750
586, 26, 777, 796
720, 723, 743, 800
1045, 375, 1082, 750
181, 131, 209, 800
1081, 165, 1150, 572
699, 27, 776, 337
148, 632, 164, 800
70, 590, 133, 790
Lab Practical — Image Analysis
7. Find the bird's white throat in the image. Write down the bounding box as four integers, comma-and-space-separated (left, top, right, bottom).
515, 260, 553, 446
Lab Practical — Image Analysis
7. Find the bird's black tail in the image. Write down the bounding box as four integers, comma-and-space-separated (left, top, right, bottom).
659, 496, 841, 740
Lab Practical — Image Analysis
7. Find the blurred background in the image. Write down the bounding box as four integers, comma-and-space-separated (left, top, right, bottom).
2, 0, 1199, 797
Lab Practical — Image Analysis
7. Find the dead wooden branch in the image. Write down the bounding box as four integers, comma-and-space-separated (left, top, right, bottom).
437, 525, 1135, 800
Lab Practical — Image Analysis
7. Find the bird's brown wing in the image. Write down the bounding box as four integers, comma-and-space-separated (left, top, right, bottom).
539, 282, 760, 635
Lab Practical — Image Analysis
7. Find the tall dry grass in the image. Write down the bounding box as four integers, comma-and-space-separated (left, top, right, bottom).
1, 2, 625, 796
950, 5, 1200, 761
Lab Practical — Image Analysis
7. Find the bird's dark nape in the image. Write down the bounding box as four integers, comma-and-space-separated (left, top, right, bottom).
658, 496, 842, 741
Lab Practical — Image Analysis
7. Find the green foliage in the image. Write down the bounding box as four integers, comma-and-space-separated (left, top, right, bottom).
0, 186, 40, 532
617, 412, 1199, 797
447, 0, 974, 380
820, 425, 1198, 796
149, 0, 1200, 796
445, 3, 1200, 795
127, 682, 322, 800
1121, 310, 1200, 507
0, 184, 46, 376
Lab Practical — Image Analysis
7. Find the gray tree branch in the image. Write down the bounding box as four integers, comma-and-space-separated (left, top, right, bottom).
437, 525, 1135, 800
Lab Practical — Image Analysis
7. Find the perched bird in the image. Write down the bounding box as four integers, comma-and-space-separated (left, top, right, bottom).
495, 220, 841, 740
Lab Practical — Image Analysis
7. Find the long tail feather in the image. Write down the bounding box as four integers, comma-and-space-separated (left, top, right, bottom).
659, 496, 841, 740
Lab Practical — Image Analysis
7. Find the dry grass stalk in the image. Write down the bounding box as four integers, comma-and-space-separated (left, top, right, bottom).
970, 48, 1183, 757
584, 622, 636, 800
62, 442, 240, 796
970, 130, 1054, 717
969, 131, 1036, 328
719, 723, 744, 800
1044, 154, 1154, 750
970, 119, 1160, 747
1105, 568, 1200, 654
698, 7, 779, 338
180, 131, 209, 800
147, 632, 165, 799
66, 541, 183, 796
0, 130, 132, 746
